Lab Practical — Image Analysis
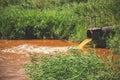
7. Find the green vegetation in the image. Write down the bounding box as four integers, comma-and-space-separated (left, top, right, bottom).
0, 7, 78, 39
1, 1, 119, 79
107, 26, 120, 55
0, 0, 120, 41
24, 50, 120, 80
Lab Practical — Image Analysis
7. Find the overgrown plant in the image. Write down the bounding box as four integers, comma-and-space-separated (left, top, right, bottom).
107, 26, 120, 55
24, 50, 120, 80
0, 0, 120, 40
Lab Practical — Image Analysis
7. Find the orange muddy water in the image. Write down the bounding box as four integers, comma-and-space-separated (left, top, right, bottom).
0, 40, 77, 49
0, 40, 118, 80
0, 40, 77, 80
77, 38, 92, 49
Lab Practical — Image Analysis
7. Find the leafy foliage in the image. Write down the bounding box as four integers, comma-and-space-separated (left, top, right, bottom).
107, 26, 120, 55
0, 7, 82, 40
0, 0, 120, 41
24, 50, 120, 80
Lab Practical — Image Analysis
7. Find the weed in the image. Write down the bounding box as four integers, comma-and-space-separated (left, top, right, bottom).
0, 0, 120, 41
107, 26, 120, 55
24, 50, 120, 80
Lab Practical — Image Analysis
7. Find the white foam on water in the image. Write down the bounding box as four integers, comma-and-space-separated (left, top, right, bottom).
1, 44, 76, 54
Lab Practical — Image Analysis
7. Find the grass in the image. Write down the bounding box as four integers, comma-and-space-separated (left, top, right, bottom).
24, 50, 120, 80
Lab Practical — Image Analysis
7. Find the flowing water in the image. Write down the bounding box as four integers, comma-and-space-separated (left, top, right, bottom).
0, 40, 78, 54
77, 38, 92, 49
0, 53, 30, 80
0, 40, 77, 80
0, 39, 118, 80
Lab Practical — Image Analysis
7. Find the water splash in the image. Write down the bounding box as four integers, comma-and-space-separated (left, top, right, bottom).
77, 38, 92, 49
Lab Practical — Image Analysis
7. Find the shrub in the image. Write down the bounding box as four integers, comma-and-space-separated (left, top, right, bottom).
24, 50, 120, 80
0, 0, 26, 8
107, 26, 120, 55
0, 6, 86, 40
0, 0, 119, 40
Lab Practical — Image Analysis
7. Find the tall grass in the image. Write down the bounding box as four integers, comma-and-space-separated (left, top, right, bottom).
0, 0, 120, 41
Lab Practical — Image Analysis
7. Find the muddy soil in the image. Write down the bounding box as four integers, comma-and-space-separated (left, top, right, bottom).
0, 40, 118, 80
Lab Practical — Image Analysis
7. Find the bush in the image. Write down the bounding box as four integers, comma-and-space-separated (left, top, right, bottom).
107, 26, 120, 55
0, 0, 119, 40
24, 50, 120, 80
0, 0, 87, 9
0, 6, 87, 40
0, 0, 26, 7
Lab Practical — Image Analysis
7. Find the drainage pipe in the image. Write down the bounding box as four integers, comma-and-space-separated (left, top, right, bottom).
87, 26, 113, 47
87, 26, 112, 40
